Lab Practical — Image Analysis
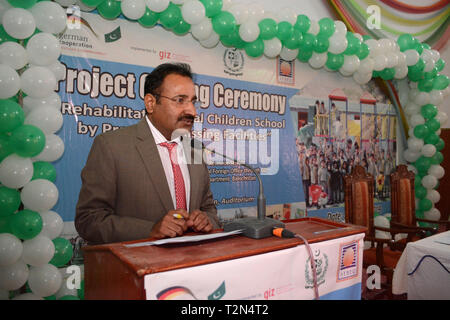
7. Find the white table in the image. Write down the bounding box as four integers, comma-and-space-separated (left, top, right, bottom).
392, 231, 450, 299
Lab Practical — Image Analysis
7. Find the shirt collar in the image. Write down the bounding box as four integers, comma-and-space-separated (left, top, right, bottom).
146, 116, 181, 146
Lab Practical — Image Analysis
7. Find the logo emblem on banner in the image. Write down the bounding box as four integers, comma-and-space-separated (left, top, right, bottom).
337, 241, 359, 281
223, 48, 244, 76
277, 58, 295, 85
105, 26, 121, 43
305, 249, 328, 289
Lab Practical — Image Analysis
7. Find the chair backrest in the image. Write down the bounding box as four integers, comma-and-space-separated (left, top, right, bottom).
344, 165, 375, 236
390, 164, 416, 226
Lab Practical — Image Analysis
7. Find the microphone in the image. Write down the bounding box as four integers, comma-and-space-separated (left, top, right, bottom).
190, 138, 284, 239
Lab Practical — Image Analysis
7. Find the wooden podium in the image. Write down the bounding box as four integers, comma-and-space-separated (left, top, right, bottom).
83, 217, 366, 300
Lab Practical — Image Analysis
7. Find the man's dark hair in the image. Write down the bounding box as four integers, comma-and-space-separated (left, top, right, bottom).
144, 63, 193, 97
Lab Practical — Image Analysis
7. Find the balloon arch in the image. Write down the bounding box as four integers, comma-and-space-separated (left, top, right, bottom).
0, 0, 448, 299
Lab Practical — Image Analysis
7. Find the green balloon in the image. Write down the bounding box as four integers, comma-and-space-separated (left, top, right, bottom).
356, 42, 370, 60
220, 28, 245, 49
276, 21, 293, 41
283, 29, 302, 50
408, 58, 425, 81
212, 11, 236, 36
299, 33, 316, 52
50, 237, 73, 267
420, 104, 438, 120
422, 43, 431, 50
415, 209, 424, 219
10, 124, 46, 158
259, 18, 277, 40
414, 184, 427, 199
423, 67, 437, 80
7, 0, 36, 9
413, 39, 423, 55
244, 38, 264, 58
59, 295, 80, 300
97, 0, 121, 20
419, 198, 432, 212
314, 34, 329, 53
426, 118, 440, 132
297, 49, 313, 62
0, 215, 12, 233
433, 74, 449, 90
138, 8, 160, 28
435, 138, 445, 152
424, 132, 440, 145
173, 18, 191, 36
318, 17, 335, 38
430, 151, 443, 165
414, 156, 431, 174
0, 25, 18, 44
0, 99, 25, 134
418, 77, 434, 92
10, 209, 43, 240
435, 59, 445, 72
294, 14, 310, 33
325, 52, 344, 70
0, 133, 14, 162
32, 161, 56, 182
380, 67, 395, 80
159, 3, 182, 29
344, 32, 360, 55
44, 295, 57, 300
0, 186, 21, 217
199, 0, 222, 18
414, 175, 422, 187
397, 33, 415, 51
362, 34, 372, 41
413, 124, 429, 139
81, 0, 104, 6
78, 280, 85, 300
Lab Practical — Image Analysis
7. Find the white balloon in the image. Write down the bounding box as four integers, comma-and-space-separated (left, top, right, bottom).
0, 287, 9, 300
415, 91, 430, 106
39, 210, 64, 240
2, 8, 36, 40
55, 280, 78, 299
407, 136, 424, 152
23, 93, 61, 115
341, 55, 360, 74
374, 215, 390, 228
403, 149, 421, 163
21, 235, 55, 267
227, 4, 249, 25
379, 38, 394, 52
409, 114, 425, 127
429, 90, 443, 106
328, 34, 347, 54
353, 70, 372, 85
0, 64, 20, 99
0, 0, 13, 23
426, 189, 440, 204
20, 66, 57, 99
404, 49, 420, 66
276, 7, 297, 25
30, 1, 67, 35
428, 165, 445, 179
221, 0, 232, 10
47, 60, 66, 81
365, 39, 381, 57
339, 68, 353, 77
396, 51, 406, 65
435, 111, 448, 126
26, 33, 61, 67
121, 0, 146, 20
21, 179, 59, 212
247, 3, 265, 23
334, 20, 347, 36
407, 164, 418, 175
421, 175, 437, 189
28, 264, 62, 297
263, 38, 282, 58
421, 144, 436, 157
0, 234, 23, 267
279, 47, 298, 61
181, 0, 205, 25
308, 19, 319, 35
308, 52, 327, 69
358, 57, 374, 74
171, 0, 185, 4
55, 0, 77, 6
0, 154, 33, 189
404, 102, 420, 116
75, 0, 96, 12
0, 260, 29, 291
191, 18, 213, 41
430, 49, 440, 62
145, 0, 169, 12
424, 207, 441, 221
394, 64, 408, 79
0, 41, 28, 70
25, 106, 63, 134
239, 20, 260, 42
423, 58, 435, 72
12, 293, 43, 300
199, 31, 219, 48
373, 54, 387, 71
385, 52, 399, 68
33, 133, 65, 162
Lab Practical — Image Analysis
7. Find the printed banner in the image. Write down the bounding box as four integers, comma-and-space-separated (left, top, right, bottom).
144, 233, 365, 300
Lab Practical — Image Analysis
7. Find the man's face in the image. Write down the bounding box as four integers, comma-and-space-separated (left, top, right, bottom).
145, 74, 197, 140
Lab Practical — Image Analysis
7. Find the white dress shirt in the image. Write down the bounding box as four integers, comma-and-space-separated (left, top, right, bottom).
146, 117, 190, 210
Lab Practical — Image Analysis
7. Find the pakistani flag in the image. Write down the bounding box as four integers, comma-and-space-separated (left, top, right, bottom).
208, 281, 226, 300
105, 26, 121, 43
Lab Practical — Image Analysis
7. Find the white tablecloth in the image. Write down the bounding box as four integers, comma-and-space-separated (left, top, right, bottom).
392, 231, 450, 299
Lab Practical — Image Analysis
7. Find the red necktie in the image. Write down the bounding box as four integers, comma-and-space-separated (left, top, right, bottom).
160, 142, 187, 210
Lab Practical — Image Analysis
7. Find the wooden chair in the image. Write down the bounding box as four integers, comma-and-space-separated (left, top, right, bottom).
390, 164, 450, 241
344, 165, 417, 298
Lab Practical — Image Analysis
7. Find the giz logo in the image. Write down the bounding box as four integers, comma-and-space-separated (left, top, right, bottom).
66, 265, 82, 290
159, 50, 172, 60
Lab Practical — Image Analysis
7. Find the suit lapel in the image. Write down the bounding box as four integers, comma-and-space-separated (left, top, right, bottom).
135, 118, 174, 213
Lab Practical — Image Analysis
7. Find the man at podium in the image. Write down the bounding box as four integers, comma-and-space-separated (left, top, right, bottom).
75, 63, 219, 244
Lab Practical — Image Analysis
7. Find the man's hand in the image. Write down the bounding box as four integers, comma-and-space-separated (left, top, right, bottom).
150, 209, 189, 239
187, 209, 213, 233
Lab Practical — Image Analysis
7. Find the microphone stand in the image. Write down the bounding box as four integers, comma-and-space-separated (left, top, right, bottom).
193, 139, 284, 239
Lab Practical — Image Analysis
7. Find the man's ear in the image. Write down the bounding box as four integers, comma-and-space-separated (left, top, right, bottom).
144, 94, 156, 114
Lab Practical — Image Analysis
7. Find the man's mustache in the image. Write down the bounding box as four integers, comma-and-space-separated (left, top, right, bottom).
178, 114, 195, 122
